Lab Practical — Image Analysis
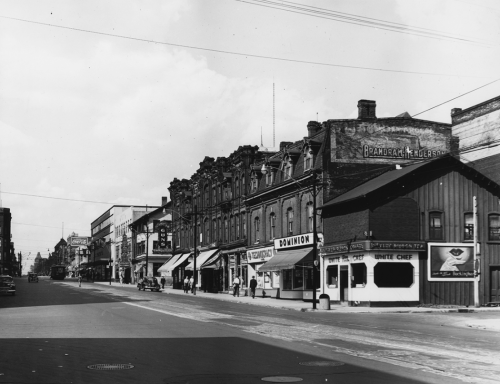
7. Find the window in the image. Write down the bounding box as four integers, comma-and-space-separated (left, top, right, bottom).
242, 212, 247, 238
218, 218, 222, 242
489, 214, 500, 241
327, 266, 338, 287
269, 213, 276, 239
351, 263, 367, 287
464, 213, 474, 240
204, 185, 209, 207
236, 214, 240, 239
304, 149, 313, 170
212, 219, 217, 242
251, 176, 258, 192
266, 168, 273, 186
235, 177, 239, 197
230, 215, 235, 241
254, 217, 260, 242
204, 219, 209, 244
224, 216, 228, 242
307, 203, 314, 232
284, 162, 292, 180
374, 263, 414, 287
287, 208, 294, 236
429, 211, 443, 240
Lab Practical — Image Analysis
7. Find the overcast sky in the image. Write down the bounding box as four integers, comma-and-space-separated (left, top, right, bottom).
1, 0, 500, 270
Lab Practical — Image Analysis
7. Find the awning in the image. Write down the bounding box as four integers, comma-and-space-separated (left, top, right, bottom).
185, 249, 219, 271
258, 247, 313, 272
134, 262, 145, 273
167, 253, 192, 272
201, 253, 223, 269
158, 254, 181, 273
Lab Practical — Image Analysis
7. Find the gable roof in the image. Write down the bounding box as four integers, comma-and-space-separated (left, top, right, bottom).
319, 156, 497, 210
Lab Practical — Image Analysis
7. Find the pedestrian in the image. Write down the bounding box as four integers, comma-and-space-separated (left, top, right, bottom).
232, 275, 241, 297
183, 276, 189, 293
249, 275, 257, 299
160, 276, 166, 289
189, 276, 195, 293
119, 272, 124, 285
78, 274, 82, 288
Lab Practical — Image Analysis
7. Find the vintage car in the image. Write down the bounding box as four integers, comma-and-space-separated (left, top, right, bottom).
137, 277, 161, 292
28, 272, 39, 283
0, 275, 16, 296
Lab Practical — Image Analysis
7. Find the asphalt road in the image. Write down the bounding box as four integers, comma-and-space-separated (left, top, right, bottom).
0, 277, 499, 384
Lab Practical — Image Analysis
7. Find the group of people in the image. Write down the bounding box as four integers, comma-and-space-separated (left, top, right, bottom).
232, 275, 258, 298
183, 276, 196, 293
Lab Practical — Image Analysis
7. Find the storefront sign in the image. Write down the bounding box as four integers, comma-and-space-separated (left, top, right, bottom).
321, 242, 365, 254
156, 221, 169, 249
370, 242, 425, 250
274, 233, 313, 250
247, 246, 275, 263
152, 249, 171, 254
327, 252, 415, 264
363, 145, 446, 160
69, 237, 90, 246
321, 241, 425, 255
428, 243, 475, 281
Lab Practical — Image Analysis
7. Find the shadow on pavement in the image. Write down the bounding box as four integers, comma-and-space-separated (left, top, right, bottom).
0, 337, 442, 384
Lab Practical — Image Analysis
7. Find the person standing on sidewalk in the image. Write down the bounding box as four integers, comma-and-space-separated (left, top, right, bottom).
183, 276, 189, 293
232, 275, 241, 297
249, 276, 257, 299
78, 274, 82, 288
160, 276, 166, 289
189, 276, 195, 293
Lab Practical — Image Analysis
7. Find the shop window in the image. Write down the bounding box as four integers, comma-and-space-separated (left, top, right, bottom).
464, 213, 474, 241
293, 268, 303, 289
304, 265, 318, 289
429, 211, 443, 240
327, 266, 338, 287
374, 262, 414, 288
351, 263, 367, 287
269, 213, 276, 239
283, 270, 293, 290
489, 214, 500, 241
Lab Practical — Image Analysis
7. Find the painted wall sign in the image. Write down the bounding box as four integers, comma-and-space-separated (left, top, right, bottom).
321, 241, 425, 256
274, 233, 313, 250
247, 246, 275, 263
363, 145, 446, 160
427, 243, 475, 281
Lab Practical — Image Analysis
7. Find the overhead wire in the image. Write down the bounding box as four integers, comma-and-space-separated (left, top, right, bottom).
0, 14, 488, 78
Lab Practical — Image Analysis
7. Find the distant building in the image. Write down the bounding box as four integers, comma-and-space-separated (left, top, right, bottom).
0, 207, 12, 275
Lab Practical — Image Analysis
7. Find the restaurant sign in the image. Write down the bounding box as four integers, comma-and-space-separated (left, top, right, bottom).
247, 246, 275, 263
321, 241, 425, 256
363, 145, 447, 160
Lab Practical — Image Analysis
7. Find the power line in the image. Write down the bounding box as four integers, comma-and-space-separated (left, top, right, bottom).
238, 0, 496, 47
2, 190, 118, 205
12, 222, 89, 231
0, 14, 488, 78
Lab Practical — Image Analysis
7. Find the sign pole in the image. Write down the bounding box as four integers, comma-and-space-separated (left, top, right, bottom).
473, 196, 480, 307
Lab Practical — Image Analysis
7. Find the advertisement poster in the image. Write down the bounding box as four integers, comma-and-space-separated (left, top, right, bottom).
428, 243, 475, 281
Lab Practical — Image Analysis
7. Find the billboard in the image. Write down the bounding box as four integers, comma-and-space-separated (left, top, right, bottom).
427, 243, 475, 281
69, 237, 90, 247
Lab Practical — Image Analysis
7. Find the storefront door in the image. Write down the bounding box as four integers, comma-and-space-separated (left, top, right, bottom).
490, 267, 500, 303
340, 268, 348, 302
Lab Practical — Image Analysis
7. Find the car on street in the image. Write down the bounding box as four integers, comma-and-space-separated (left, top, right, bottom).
0, 275, 16, 296
137, 277, 161, 292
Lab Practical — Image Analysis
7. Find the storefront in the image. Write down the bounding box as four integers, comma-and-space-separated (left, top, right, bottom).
259, 233, 319, 301
168, 253, 192, 289
200, 252, 228, 293
157, 254, 181, 286
185, 249, 219, 291
320, 240, 423, 307
246, 246, 279, 298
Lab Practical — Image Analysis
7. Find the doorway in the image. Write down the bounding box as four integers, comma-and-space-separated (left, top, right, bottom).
490, 267, 500, 303
340, 266, 349, 303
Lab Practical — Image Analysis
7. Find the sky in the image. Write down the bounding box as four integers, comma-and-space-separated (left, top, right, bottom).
1, 0, 500, 271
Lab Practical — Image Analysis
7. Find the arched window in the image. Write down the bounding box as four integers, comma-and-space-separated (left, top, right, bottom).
307, 203, 314, 232
254, 217, 260, 242
218, 218, 222, 242
235, 214, 240, 240
204, 218, 209, 245
230, 214, 235, 241
429, 211, 443, 240
212, 218, 217, 243
269, 213, 276, 239
242, 212, 247, 239
224, 216, 229, 242
287, 208, 294, 236
489, 214, 500, 241
235, 177, 239, 197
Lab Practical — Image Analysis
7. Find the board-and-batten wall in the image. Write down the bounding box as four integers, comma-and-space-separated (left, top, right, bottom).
405, 169, 500, 305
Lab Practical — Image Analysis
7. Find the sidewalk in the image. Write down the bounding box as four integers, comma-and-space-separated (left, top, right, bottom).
76, 279, 500, 315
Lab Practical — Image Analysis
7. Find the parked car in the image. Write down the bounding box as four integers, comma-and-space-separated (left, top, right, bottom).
0, 275, 16, 296
137, 277, 161, 292
28, 272, 39, 283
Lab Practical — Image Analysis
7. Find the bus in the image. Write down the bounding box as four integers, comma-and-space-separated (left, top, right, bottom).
50, 265, 66, 280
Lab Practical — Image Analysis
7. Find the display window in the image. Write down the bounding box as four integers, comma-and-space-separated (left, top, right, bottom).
327, 266, 338, 287
374, 262, 414, 287
351, 263, 367, 287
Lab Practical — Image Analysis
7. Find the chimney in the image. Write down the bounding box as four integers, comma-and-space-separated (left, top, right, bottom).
451, 108, 462, 116
280, 141, 292, 151
307, 121, 322, 137
161, 196, 168, 206
357, 100, 376, 119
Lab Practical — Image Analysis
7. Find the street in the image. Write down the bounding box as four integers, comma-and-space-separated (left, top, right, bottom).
1, 277, 499, 384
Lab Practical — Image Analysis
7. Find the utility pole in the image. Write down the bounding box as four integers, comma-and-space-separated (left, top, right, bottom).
145, 221, 149, 278
473, 196, 480, 307
312, 172, 318, 310
193, 204, 197, 295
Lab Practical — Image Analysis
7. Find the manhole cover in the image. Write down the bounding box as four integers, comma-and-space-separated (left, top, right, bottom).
87, 364, 134, 370
299, 361, 345, 367
261, 377, 303, 383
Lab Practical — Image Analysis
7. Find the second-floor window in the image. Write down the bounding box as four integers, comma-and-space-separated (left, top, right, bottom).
489, 214, 500, 241
224, 217, 229, 242
307, 203, 314, 232
236, 214, 240, 239
242, 212, 247, 238
270, 213, 276, 239
230, 215, 235, 241
464, 213, 474, 241
429, 211, 443, 240
254, 217, 260, 242
287, 208, 294, 236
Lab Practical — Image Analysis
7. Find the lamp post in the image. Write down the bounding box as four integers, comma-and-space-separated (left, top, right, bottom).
260, 166, 322, 309
90, 243, 95, 283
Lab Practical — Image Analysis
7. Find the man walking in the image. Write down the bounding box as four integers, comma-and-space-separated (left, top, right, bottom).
189, 276, 195, 294
160, 276, 166, 289
183, 276, 189, 293
232, 275, 241, 297
249, 275, 257, 299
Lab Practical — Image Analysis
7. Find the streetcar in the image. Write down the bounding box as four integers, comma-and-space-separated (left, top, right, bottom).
50, 265, 66, 280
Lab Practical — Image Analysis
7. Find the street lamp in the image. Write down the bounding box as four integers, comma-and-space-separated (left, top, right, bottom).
89, 243, 95, 283
260, 166, 322, 310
